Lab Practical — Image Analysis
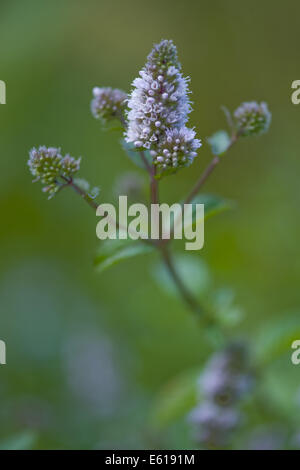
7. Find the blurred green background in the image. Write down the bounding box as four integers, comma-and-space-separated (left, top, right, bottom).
0, 0, 300, 449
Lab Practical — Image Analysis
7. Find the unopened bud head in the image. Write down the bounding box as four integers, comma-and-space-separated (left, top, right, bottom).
234, 101, 271, 137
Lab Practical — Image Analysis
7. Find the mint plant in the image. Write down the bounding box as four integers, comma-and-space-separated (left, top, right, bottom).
28, 39, 271, 325
28, 40, 286, 449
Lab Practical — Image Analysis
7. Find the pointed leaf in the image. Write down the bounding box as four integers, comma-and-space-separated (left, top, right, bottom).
95, 238, 154, 273
207, 130, 231, 155
183, 193, 235, 231
152, 254, 211, 299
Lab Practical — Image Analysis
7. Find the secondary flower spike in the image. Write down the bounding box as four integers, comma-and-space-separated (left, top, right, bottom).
28, 146, 81, 198
154, 127, 201, 170
234, 101, 271, 137
125, 39, 201, 173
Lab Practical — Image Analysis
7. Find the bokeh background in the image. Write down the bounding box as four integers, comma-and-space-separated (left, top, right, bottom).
0, 0, 299, 449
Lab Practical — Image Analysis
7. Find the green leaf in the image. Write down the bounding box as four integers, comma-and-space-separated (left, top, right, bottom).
95, 238, 154, 273
121, 140, 152, 169
73, 178, 100, 199
152, 254, 211, 299
221, 106, 234, 131
212, 287, 244, 327
0, 431, 37, 450
200, 193, 234, 219
168, 194, 234, 235
99, 118, 124, 133
255, 313, 300, 366
150, 369, 200, 429
207, 130, 231, 155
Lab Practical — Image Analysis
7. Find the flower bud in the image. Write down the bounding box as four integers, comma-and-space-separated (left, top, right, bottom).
234, 101, 271, 136
91, 87, 127, 123
28, 146, 81, 198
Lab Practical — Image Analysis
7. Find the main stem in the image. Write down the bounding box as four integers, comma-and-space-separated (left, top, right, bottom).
66, 141, 231, 324
150, 165, 159, 205
139, 151, 159, 205
160, 244, 204, 317
152, 134, 239, 320
68, 179, 98, 210
148, 166, 210, 321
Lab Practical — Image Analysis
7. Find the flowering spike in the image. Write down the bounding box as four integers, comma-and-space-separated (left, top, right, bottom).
91, 87, 127, 124
188, 343, 253, 448
28, 146, 81, 198
125, 40, 201, 173
153, 127, 201, 171
234, 101, 271, 137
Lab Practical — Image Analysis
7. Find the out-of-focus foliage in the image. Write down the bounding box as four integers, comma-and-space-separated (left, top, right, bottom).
95, 238, 154, 273
207, 131, 231, 156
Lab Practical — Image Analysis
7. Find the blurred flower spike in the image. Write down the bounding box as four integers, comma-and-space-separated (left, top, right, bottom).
189, 343, 253, 448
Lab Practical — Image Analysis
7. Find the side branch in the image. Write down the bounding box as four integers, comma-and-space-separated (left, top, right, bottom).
184, 134, 239, 205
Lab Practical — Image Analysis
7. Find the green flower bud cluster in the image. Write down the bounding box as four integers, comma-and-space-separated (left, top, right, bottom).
234, 101, 271, 137
91, 87, 127, 124
28, 146, 81, 198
